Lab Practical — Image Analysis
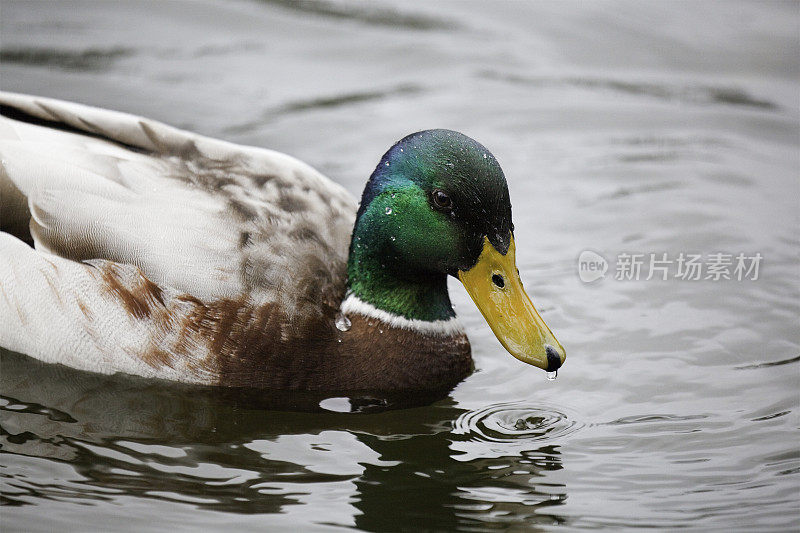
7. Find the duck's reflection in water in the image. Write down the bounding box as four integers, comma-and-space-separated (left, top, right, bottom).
1, 349, 567, 528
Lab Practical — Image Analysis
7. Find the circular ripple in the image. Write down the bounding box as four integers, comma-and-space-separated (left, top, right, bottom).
453, 401, 584, 443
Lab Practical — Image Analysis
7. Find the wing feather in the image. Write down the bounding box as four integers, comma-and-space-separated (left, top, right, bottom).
0, 92, 357, 306
0, 232, 252, 384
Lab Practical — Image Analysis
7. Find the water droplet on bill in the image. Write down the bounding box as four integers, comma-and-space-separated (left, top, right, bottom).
546, 370, 558, 381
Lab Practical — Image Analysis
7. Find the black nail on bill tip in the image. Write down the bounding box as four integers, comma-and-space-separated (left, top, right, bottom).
545, 345, 562, 372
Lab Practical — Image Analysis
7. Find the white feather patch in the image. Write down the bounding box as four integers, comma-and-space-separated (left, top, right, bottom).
340, 294, 464, 337
0, 91, 357, 306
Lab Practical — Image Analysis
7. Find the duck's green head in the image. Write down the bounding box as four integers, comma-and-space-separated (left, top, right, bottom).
347, 129, 565, 372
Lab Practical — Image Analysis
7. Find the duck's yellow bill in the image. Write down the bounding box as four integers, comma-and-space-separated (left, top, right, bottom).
457, 236, 565, 372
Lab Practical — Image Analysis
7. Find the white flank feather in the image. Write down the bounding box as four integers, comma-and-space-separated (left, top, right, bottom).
0, 233, 216, 383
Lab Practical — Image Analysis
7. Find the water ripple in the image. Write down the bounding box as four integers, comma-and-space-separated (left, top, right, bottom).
261, 0, 456, 31
452, 402, 585, 444
223, 84, 423, 135
479, 70, 779, 110
0, 395, 77, 423
0, 47, 132, 72
735, 355, 800, 370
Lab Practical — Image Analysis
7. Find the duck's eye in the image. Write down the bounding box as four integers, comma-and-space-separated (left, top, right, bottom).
432, 189, 452, 211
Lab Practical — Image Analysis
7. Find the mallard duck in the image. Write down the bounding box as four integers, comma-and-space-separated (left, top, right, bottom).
0, 92, 564, 393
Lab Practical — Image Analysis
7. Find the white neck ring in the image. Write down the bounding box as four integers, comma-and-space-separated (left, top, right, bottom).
340, 294, 464, 337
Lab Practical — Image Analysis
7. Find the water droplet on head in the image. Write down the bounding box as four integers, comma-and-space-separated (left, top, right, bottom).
546, 370, 558, 381
385, 207, 392, 215
483, 153, 487, 159
389, 236, 396, 242
385, 161, 390, 167
335, 313, 351, 332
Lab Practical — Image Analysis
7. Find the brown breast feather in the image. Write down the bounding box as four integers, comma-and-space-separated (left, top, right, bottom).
96, 262, 473, 392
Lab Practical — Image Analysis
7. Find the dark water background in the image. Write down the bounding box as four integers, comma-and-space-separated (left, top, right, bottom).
1, 1, 798, 530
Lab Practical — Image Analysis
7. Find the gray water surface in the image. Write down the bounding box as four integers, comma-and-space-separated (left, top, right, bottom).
1, 1, 799, 530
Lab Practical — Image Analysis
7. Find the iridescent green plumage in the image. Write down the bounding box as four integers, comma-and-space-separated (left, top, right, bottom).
346, 129, 513, 321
